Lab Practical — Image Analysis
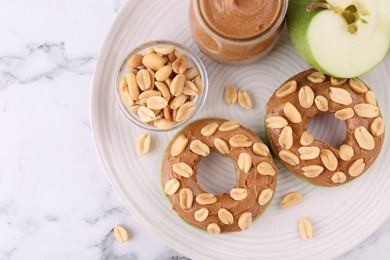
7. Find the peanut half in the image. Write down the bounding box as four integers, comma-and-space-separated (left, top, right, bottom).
238, 90, 253, 110
299, 218, 313, 241
114, 226, 129, 243
280, 192, 302, 208
224, 84, 238, 104
136, 133, 151, 155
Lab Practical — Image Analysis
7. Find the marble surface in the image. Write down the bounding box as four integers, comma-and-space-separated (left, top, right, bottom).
0, 0, 389, 259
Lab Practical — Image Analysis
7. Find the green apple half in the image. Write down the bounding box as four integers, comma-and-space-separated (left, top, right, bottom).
287, 0, 390, 78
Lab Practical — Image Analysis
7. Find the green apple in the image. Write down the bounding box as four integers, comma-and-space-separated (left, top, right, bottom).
287, 0, 390, 78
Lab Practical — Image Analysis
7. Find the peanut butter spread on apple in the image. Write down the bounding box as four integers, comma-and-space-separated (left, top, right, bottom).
199, 0, 281, 39
162, 119, 277, 233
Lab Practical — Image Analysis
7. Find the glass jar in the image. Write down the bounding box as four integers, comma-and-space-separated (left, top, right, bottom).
189, 0, 289, 65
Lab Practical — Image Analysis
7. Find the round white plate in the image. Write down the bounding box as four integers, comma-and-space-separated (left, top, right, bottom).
91, 1, 390, 259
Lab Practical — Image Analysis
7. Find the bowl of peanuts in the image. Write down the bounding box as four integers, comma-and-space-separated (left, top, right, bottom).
116, 40, 208, 131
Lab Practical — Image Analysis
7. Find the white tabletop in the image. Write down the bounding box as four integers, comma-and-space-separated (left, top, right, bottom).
0, 0, 389, 259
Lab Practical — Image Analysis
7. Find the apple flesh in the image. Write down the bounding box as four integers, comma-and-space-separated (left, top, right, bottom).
287, 0, 390, 78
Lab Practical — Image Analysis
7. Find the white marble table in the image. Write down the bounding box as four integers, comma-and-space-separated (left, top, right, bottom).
0, 0, 389, 259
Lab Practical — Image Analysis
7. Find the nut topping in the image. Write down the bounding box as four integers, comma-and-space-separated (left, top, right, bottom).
163, 119, 279, 233
256, 162, 276, 176
298, 146, 320, 160
190, 140, 210, 156
238, 212, 252, 230
172, 162, 193, 178
230, 188, 248, 201
201, 122, 219, 137
348, 159, 365, 177
302, 165, 324, 178
353, 103, 379, 118
179, 188, 193, 210
258, 188, 273, 206
218, 120, 240, 131
276, 80, 297, 98
298, 86, 315, 108
171, 135, 188, 157
349, 78, 368, 94
229, 134, 252, 148
196, 193, 217, 205
218, 208, 234, 225
252, 143, 270, 156
339, 144, 354, 161
331, 171, 347, 184
283, 102, 302, 123
365, 91, 377, 105
265, 70, 384, 188
266, 116, 288, 129
300, 131, 314, 146
314, 95, 329, 111
214, 138, 230, 154
320, 149, 338, 171
207, 223, 221, 235
237, 153, 252, 173
194, 208, 209, 222
164, 179, 180, 195
335, 108, 355, 120
329, 87, 352, 105
307, 71, 326, 83
370, 117, 385, 136
330, 77, 347, 86
355, 126, 375, 150
279, 150, 300, 166
278, 126, 293, 150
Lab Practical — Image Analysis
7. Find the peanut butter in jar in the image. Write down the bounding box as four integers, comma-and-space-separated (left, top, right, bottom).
189, 0, 288, 65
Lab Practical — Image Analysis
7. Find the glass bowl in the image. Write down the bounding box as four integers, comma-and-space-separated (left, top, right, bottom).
115, 40, 208, 132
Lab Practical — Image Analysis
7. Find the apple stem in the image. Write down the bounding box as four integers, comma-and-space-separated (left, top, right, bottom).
306, 2, 332, 12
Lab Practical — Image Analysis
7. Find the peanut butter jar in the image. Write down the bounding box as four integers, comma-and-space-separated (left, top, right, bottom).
189, 0, 288, 65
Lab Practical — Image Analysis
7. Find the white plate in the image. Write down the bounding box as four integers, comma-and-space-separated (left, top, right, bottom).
91, 1, 390, 259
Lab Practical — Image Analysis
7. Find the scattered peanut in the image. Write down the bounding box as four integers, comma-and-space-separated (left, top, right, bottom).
114, 226, 129, 243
